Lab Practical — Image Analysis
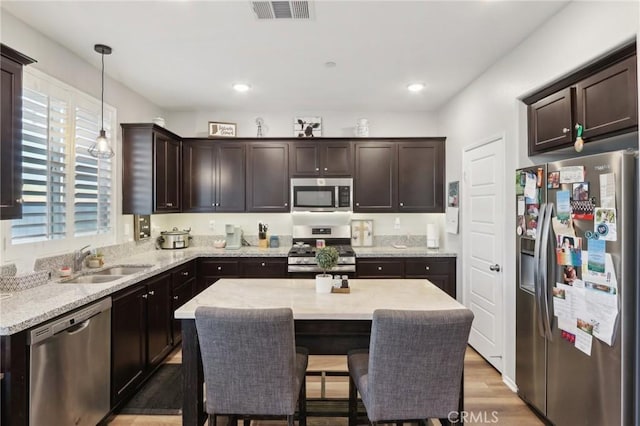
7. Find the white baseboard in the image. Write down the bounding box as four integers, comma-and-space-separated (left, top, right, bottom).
502, 375, 518, 393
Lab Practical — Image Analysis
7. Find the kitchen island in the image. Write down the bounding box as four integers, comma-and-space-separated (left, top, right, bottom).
175, 278, 467, 426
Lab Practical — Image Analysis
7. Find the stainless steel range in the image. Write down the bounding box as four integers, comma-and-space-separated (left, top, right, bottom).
287, 224, 356, 273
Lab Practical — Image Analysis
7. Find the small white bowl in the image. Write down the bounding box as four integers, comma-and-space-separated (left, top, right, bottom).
213, 240, 226, 248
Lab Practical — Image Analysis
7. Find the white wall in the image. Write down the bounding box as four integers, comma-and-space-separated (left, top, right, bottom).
0, 11, 166, 264
166, 110, 440, 138
437, 1, 638, 388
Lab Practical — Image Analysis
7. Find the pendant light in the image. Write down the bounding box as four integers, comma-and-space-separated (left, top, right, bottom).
88, 44, 115, 159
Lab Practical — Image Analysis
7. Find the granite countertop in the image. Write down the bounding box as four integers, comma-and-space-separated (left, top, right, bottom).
0, 245, 457, 335
353, 246, 457, 257
175, 278, 465, 320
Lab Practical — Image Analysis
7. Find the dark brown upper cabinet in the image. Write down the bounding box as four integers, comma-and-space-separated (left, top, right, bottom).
528, 88, 575, 154
354, 141, 397, 212
290, 140, 352, 177
526, 43, 637, 155
1, 45, 35, 220
246, 141, 290, 212
122, 123, 182, 214
182, 140, 245, 212
398, 141, 445, 212
575, 55, 637, 141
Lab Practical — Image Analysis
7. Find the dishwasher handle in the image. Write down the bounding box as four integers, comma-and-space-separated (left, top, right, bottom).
64, 319, 91, 335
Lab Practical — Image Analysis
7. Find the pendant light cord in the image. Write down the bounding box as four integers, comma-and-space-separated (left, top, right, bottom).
101, 51, 105, 132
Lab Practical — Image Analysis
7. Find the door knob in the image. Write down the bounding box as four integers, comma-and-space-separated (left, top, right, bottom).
489, 264, 501, 272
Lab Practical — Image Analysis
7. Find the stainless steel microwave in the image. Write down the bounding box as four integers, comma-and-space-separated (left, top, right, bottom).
290, 178, 353, 212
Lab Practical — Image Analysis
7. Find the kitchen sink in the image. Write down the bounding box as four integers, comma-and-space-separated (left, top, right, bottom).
61, 275, 123, 284
91, 265, 152, 276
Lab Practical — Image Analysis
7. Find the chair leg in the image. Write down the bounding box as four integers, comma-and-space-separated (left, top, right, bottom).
243, 418, 251, 426
298, 375, 307, 426
439, 418, 453, 426
349, 374, 358, 426
208, 413, 216, 426
287, 414, 295, 426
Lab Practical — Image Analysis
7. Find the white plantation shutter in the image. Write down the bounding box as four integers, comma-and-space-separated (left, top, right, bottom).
11, 69, 116, 245
74, 103, 113, 236
11, 87, 68, 243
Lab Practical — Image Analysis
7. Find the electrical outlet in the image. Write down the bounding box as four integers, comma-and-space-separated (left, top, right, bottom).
209, 220, 215, 231
394, 217, 401, 230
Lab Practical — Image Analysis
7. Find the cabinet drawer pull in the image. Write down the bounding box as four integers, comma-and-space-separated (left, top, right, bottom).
181, 271, 189, 276
324, 167, 328, 171
377, 266, 383, 271
217, 266, 222, 271
261, 262, 266, 267
212, 203, 215, 207
315, 168, 319, 171
166, 202, 173, 207
148, 290, 155, 296
425, 266, 430, 271
173, 295, 179, 300
562, 127, 571, 134
142, 294, 148, 299
400, 202, 404, 207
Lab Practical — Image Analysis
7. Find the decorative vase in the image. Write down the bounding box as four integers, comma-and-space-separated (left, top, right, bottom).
315, 274, 333, 293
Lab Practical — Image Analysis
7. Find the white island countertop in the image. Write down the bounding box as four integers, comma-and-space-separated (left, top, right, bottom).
175, 278, 465, 320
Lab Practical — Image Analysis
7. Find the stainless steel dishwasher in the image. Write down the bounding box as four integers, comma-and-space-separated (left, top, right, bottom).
29, 297, 112, 426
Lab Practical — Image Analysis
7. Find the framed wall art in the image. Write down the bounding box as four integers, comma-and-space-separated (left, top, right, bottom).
208, 121, 237, 138
294, 116, 322, 137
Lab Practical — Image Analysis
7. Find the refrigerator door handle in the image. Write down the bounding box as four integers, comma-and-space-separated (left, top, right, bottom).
533, 202, 547, 338
539, 202, 554, 341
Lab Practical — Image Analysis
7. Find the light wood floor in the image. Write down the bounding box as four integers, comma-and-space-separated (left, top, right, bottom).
107, 347, 543, 426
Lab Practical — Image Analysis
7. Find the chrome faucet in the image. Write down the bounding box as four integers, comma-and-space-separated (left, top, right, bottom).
73, 245, 91, 272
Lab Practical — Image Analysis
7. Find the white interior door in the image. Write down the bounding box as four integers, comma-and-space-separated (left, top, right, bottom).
462, 135, 504, 371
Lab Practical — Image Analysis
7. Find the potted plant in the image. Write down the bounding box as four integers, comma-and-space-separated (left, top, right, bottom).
315, 246, 339, 293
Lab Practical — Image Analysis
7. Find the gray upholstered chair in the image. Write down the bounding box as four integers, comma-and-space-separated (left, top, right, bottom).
348, 309, 474, 426
195, 306, 308, 426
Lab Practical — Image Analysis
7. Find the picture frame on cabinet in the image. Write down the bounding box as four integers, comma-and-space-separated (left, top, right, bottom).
208, 121, 237, 138
294, 116, 322, 137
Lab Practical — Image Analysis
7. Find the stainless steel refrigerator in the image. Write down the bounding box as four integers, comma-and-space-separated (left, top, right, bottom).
515, 150, 637, 426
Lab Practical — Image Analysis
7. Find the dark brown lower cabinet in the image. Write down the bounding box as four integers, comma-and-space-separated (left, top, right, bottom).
240, 257, 287, 277
171, 279, 194, 345
111, 272, 172, 406
196, 258, 240, 294
111, 284, 147, 406
356, 257, 456, 298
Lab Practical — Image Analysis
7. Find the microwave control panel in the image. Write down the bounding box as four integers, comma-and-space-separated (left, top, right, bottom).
338, 186, 351, 207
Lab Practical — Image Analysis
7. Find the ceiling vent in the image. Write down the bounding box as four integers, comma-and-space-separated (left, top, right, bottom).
251, 1, 313, 20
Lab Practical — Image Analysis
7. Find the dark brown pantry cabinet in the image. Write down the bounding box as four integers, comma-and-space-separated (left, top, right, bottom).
111, 272, 172, 406
526, 43, 637, 155
121, 123, 181, 214
289, 140, 352, 177
246, 141, 290, 212
1, 45, 35, 220
182, 139, 245, 212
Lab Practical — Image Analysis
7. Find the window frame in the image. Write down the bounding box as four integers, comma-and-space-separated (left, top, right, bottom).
2, 67, 117, 262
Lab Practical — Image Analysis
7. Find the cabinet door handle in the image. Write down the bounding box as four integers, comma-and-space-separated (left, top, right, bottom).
315, 168, 319, 171
562, 127, 571, 134
324, 167, 328, 171
356, 202, 360, 206
377, 266, 383, 271
181, 271, 189, 276
166, 202, 173, 207
284, 203, 288, 207
16, 198, 23, 204
148, 290, 155, 296
425, 266, 430, 271
217, 266, 222, 271
212, 203, 215, 207
142, 294, 148, 299
400, 202, 404, 207
173, 295, 179, 300
261, 262, 266, 267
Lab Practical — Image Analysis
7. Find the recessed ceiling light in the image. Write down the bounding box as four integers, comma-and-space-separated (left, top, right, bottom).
232, 83, 251, 92
325, 61, 337, 68
407, 83, 426, 92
